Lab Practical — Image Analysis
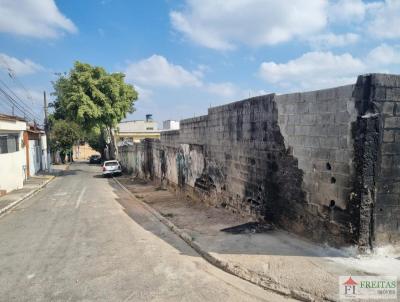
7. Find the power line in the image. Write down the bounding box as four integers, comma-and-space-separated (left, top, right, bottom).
0, 86, 41, 125
0, 56, 43, 124
0, 94, 14, 114
0, 78, 39, 120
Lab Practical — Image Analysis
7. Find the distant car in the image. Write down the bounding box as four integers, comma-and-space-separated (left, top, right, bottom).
102, 160, 122, 177
89, 154, 102, 164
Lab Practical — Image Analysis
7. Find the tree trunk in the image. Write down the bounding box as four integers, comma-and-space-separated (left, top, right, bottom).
107, 125, 117, 160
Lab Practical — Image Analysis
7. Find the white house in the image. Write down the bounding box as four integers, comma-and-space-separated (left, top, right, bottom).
162, 120, 180, 130
26, 125, 48, 176
0, 114, 28, 194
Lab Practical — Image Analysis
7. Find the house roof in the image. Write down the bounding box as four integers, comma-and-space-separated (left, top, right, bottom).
27, 124, 44, 134
0, 113, 26, 122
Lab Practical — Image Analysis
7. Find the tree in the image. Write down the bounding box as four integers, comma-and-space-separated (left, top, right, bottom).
85, 126, 107, 159
49, 119, 81, 163
52, 61, 137, 159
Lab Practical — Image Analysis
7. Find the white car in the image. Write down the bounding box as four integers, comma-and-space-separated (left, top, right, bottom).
102, 160, 122, 177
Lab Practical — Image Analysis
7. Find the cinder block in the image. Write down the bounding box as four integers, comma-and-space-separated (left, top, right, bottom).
382, 143, 400, 155
309, 148, 331, 160
386, 87, 400, 102
395, 131, 400, 142
383, 130, 395, 143
319, 137, 339, 149
376, 193, 399, 206
300, 114, 317, 125
381, 102, 395, 115
385, 117, 400, 128
331, 150, 351, 163
287, 114, 299, 125
285, 125, 295, 136
373, 86, 387, 101
335, 111, 351, 124
372, 74, 400, 88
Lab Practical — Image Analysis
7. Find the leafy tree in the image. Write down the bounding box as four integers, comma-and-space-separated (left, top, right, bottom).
49, 119, 81, 163
85, 126, 107, 159
52, 61, 137, 159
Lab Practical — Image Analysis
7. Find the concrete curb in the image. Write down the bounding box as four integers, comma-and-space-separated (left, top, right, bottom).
113, 177, 335, 302
0, 176, 55, 217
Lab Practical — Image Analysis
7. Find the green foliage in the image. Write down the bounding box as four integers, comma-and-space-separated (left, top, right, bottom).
49, 119, 81, 153
85, 126, 107, 155
51, 61, 138, 159
52, 61, 137, 130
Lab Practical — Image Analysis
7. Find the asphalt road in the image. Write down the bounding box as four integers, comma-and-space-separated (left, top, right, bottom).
0, 162, 292, 302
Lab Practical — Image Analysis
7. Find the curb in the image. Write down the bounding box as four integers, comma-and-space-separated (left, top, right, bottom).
0, 176, 56, 217
113, 177, 335, 302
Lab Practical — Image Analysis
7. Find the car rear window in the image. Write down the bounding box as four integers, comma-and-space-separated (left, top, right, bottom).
105, 161, 118, 166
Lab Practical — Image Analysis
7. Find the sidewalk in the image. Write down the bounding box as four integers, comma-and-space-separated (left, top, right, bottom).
0, 163, 71, 216
0, 175, 54, 216
116, 176, 400, 302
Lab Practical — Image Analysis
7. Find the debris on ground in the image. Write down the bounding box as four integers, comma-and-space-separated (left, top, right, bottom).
220, 222, 274, 234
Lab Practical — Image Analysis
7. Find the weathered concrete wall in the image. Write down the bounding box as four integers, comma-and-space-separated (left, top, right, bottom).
118, 74, 400, 249
370, 75, 400, 246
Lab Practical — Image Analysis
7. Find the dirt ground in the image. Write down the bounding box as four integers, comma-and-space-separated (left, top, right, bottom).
117, 176, 400, 302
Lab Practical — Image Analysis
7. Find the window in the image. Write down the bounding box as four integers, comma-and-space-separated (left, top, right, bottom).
0, 136, 7, 154
0, 134, 19, 154
146, 127, 154, 130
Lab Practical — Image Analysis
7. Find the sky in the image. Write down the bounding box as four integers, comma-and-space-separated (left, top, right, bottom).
0, 0, 399, 127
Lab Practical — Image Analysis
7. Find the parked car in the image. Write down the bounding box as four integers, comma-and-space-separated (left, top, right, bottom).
102, 160, 122, 177
89, 154, 102, 164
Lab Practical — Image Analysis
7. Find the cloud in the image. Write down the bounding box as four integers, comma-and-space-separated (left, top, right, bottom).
125, 55, 202, 87
259, 43, 400, 91
308, 33, 360, 49
135, 85, 153, 101
328, 0, 367, 23
170, 0, 327, 50
0, 0, 77, 38
367, 0, 400, 40
0, 53, 43, 76
206, 82, 238, 98
124, 55, 255, 100
367, 44, 400, 66
259, 51, 366, 90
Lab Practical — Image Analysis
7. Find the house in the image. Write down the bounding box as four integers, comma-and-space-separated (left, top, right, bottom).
25, 124, 48, 176
0, 114, 49, 195
0, 114, 28, 194
116, 114, 160, 144
162, 120, 180, 130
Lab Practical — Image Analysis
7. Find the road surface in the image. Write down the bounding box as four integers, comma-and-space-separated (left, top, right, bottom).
0, 162, 292, 301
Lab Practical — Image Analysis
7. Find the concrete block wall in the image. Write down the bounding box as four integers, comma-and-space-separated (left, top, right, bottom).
118, 73, 400, 249
372, 75, 400, 245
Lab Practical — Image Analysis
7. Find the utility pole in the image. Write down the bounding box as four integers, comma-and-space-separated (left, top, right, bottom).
44, 91, 50, 171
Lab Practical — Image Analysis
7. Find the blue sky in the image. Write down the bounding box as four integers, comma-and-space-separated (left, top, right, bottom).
0, 0, 399, 126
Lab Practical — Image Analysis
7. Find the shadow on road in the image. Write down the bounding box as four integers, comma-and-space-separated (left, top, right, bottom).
109, 179, 199, 258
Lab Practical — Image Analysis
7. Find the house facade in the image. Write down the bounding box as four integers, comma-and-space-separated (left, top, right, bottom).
116, 114, 160, 144
0, 114, 49, 195
0, 114, 28, 194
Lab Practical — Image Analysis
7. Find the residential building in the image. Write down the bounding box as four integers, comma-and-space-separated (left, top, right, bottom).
162, 120, 180, 130
0, 114, 49, 195
116, 114, 160, 144
26, 124, 48, 176
0, 114, 28, 194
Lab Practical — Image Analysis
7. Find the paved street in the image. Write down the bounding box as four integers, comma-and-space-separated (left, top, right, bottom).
0, 162, 291, 302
